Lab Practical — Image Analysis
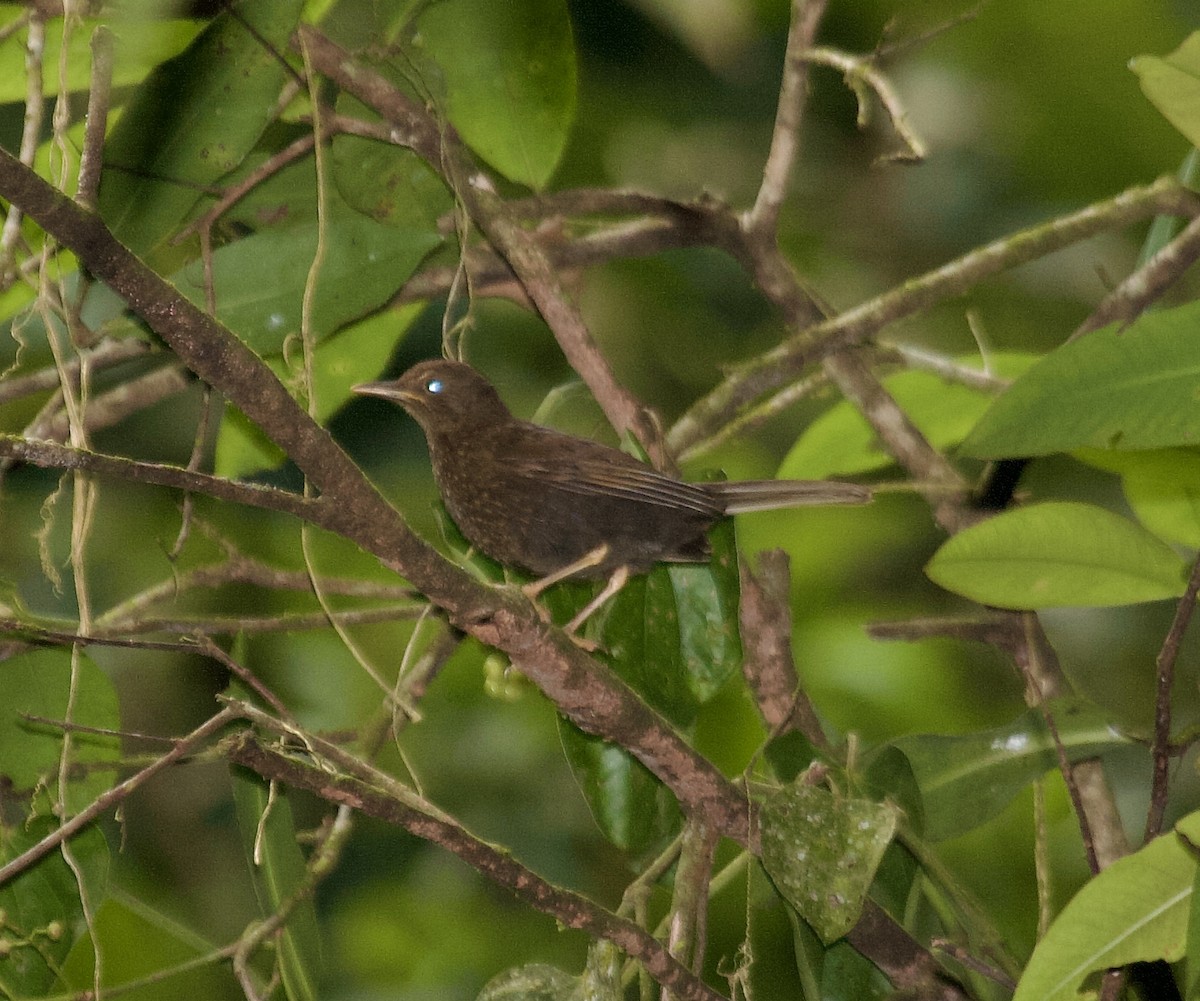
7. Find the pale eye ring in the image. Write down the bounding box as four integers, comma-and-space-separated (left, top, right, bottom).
426, 379, 444, 394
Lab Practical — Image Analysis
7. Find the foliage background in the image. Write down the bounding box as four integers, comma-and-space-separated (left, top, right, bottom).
1, 0, 1199, 999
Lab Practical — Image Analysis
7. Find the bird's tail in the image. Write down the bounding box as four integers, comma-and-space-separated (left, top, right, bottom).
707, 479, 871, 514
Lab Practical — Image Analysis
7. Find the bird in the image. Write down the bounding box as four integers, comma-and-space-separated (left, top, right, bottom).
354, 359, 870, 633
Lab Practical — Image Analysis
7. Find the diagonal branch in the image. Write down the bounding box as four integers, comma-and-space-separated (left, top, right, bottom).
0, 144, 754, 849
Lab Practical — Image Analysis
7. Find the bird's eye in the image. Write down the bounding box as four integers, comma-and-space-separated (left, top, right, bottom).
426, 379, 444, 395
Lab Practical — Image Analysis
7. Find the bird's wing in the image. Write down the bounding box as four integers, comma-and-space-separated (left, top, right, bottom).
495, 424, 721, 517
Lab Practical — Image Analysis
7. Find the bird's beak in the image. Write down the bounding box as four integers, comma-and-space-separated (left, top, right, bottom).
352, 381, 412, 404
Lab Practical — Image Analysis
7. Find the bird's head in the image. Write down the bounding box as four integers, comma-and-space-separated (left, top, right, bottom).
353, 359, 512, 437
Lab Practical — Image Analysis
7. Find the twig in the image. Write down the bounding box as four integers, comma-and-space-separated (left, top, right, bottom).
0, 707, 238, 885
668, 176, 1200, 457
1143, 551, 1200, 841
224, 708, 729, 1001
738, 550, 828, 748
1071, 208, 1200, 340
75, 25, 113, 211
746, 0, 829, 235
803, 46, 927, 164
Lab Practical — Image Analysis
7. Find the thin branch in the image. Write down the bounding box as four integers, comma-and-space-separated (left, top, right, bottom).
75, 25, 113, 211
0, 434, 321, 522
224, 710, 729, 1001
1071, 207, 1200, 340
669, 176, 1200, 456
0, 707, 238, 885
738, 550, 828, 748
803, 46, 927, 165
746, 0, 829, 235
1144, 551, 1200, 841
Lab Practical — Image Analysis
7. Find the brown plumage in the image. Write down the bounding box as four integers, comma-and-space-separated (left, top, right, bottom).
355, 360, 869, 608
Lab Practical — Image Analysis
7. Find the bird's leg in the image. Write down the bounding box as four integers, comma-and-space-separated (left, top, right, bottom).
563, 565, 630, 635
521, 544, 610, 602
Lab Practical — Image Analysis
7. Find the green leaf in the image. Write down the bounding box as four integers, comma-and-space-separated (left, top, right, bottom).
925, 502, 1188, 608
0, 648, 118, 996
1013, 811, 1200, 1001
60, 891, 230, 998
779, 355, 1036, 479
99, 0, 306, 257
557, 717, 679, 855
760, 781, 899, 944
2, 824, 110, 997
669, 515, 742, 704
213, 303, 422, 478
413, 0, 576, 188
231, 768, 324, 1001
1077, 447, 1200, 548
332, 96, 453, 228
885, 703, 1127, 841
962, 302, 1200, 458
0, 647, 121, 813
476, 964, 578, 1001
1131, 32, 1200, 148
596, 566, 697, 727
170, 198, 440, 356
0, 11, 201, 102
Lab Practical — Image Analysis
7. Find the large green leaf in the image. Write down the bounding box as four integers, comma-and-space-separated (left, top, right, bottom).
925, 502, 1188, 608
0, 10, 200, 102
557, 717, 680, 855
172, 197, 439, 356
412, 0, 576, 188
214, 302, 423, 478
670, 514, 742, 704
99, 0, 306, 257
761, 781, 899, 944
1013, 811, 1200, 1001
60, 891, 233, 998
885, 703, 1127, 841
557, 563, 689, 854
962, 301, 1200, 459
1131, 32, 1200, 148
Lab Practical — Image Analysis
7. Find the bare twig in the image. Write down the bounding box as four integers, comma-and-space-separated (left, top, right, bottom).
225, 707, 729, 1001
746, 0, 829, 235
1143, 552, 1200, 842
669, 176, 1200, 457
75, 25, 114, 211
0, 707, 238, 885
1071, 208, 1200, 340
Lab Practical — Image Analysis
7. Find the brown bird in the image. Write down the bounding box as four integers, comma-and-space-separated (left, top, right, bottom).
354, 359, 870, 632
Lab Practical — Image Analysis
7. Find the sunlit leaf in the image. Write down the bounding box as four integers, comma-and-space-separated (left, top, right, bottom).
780, 355, 1035, 480
1131, 32, 1200, 148
412, 0, 576, 188
214, 304, 422, 478
962, 302, 1200, 459
0, 12, 200, 102
925, 502, 1187, 608
1013, 811, 1200, 1001
1077, 447, 1200, 548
